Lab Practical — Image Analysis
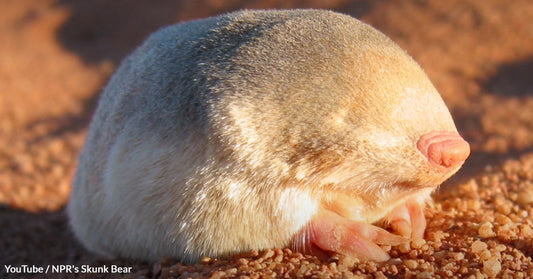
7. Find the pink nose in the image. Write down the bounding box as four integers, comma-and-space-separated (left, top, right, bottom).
417, 131, 470, 168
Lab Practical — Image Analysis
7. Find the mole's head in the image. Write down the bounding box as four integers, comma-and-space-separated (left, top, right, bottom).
291, 31, 469, 224
330, 41, 470, 189
252, 12, 472, 222
213, 10, 470, 220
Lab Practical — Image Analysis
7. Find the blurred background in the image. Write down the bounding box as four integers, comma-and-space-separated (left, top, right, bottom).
1, 0, 533, 271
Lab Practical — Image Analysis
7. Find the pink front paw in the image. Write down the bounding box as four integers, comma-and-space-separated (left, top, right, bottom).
386, 197, 427, 239
293, 210, 407, 262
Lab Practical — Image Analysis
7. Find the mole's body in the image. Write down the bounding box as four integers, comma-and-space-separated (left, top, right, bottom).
68, 9, 469, 263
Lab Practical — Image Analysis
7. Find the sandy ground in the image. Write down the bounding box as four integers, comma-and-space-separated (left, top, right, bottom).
1, 0, 533, 278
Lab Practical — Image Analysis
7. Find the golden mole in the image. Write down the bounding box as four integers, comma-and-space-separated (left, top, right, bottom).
67, 9, 470, 263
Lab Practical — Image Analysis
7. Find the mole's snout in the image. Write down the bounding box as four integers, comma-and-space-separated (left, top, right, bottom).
417, 131, 470, 169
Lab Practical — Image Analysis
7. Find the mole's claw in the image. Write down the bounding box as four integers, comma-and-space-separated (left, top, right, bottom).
295, 210, 407, 262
